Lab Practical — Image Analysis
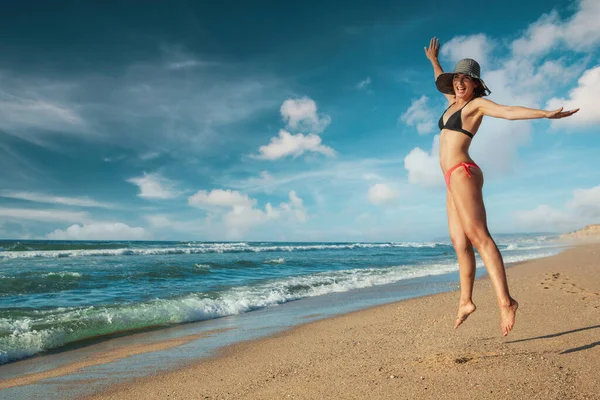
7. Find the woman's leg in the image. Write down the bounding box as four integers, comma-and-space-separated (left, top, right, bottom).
449, 167, 518, 336
446, 190, 477, 328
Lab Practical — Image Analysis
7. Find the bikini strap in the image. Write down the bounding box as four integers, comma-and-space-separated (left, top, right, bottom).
444, 102, 456, 112
458, 96, 475, 111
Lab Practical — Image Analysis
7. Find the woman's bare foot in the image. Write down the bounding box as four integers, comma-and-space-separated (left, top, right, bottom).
454, 301, 477, 328
499, 298, 519, 336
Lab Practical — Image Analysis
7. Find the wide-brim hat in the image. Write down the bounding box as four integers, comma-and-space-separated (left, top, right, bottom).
435, 58, 491, 96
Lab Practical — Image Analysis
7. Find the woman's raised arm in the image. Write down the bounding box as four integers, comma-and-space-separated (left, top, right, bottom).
476, 98, 579, 120
425, 37, 454, 102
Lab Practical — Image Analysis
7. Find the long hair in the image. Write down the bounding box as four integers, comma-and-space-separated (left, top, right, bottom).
473, 79, 487, 97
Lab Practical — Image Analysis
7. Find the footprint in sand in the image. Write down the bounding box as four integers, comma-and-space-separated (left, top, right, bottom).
540, 272, 600, 301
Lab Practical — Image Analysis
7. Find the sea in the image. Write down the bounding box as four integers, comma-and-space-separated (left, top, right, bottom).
0, 234, 566, 367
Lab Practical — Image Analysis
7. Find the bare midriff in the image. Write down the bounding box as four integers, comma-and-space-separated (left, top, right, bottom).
439, 129, 476, 174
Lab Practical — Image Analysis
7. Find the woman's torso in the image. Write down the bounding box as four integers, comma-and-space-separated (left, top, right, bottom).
438, 98, 483, 173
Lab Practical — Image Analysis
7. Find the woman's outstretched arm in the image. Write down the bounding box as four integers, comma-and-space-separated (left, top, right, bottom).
477, 98, 579, 120
425, 37, 454, 102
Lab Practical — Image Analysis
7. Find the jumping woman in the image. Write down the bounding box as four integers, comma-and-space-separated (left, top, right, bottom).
424, 37, 579, 336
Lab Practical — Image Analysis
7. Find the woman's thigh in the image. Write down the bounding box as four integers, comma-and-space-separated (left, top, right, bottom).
449, 167, 489, 238
446, 190, 469, 248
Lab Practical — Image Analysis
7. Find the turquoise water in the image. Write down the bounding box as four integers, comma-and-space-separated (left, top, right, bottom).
0, 235, 563, 364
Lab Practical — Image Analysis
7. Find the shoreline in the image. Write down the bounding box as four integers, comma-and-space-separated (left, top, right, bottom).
85, 243, 599, 399
2, 244, 597, 399
0, 262, 471, 395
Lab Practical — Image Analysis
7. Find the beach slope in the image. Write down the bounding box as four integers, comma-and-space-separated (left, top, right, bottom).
85, 244, 600, 399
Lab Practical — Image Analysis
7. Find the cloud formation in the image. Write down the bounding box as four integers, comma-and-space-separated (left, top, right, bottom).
187, 188, 307, 238
254, 130, 336, 160
403, 135, 442, 188
368, 183, 399, 206
47, 222, 149, 240
0, 207, 87, 223
440, 33, 494, 68
511, 0, 600, 57
400, 96, 436, 135
0, 78, 84, 135
547, 66, 600, 127
515, 185, 600, 231
0, 190, 114, 208
128, 173, 180, 199
280, 97, 331, 133
188, 189, 256, 208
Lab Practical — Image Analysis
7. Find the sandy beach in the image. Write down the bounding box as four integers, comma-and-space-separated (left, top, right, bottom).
75, 243, 598, 400
2, 243, 599, 399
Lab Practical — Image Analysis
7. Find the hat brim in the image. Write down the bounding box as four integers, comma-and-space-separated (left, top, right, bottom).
435, 72, 491, 96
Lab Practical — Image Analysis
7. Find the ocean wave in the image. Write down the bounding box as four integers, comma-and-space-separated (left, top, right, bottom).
0, 242, 448, 260
0, 271, 87, 296
0, 241, 561, 364
0, 259, 461, 364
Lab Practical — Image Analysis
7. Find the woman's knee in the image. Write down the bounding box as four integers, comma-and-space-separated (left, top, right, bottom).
450, 234, 473, 254
463, 224, 491, 248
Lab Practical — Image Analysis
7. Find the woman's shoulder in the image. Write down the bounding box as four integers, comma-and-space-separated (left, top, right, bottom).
468, 96, 490, 111
472, 96, 496, 106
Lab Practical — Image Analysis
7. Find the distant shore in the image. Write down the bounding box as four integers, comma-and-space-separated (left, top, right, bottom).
75, 243, 600, 399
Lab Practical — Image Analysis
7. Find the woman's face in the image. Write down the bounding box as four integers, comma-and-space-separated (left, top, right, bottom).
453, 74, 478, 99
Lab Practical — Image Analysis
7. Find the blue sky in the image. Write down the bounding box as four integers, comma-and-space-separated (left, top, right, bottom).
0, 0, 598, 242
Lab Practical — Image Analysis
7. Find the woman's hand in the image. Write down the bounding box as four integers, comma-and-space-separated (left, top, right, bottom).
424, 37, 440, 62
546, 107, 580, 119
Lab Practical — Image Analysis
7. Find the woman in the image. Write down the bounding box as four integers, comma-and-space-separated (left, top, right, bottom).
424, 37, 579, 336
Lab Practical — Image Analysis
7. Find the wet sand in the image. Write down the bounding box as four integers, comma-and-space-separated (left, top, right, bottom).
7, 243, 600, 399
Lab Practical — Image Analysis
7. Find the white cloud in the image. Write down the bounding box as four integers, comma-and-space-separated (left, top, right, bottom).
47, 222, 149, 240
254, 129, 336, 160
440, 33, 494, 68
547, 65, 600, 127
511, 12, 562, 57
280, 97, 331, 133
188, 189, 256, 209
222, 190, 307, 237
368, 183, 399, 206
511, 0, 600, 57
399, 96, 436, 135
0, 190, 114, 208
356, 77, 372, 90
226, 159, 403, 204
404, 135, 443, 188
469, 118, 531, 176
568, 185, 600, 219
0, 207, 87, 222
515, 204, 574, 232
188, 189, 307, 238
128, 172, 180, 199
222, 205, 270, 237
515, 185, 600, 231
143, 214, 212, 238
278, 191, 307, 222
145, 214, 172, 228
0, 85, 84, 134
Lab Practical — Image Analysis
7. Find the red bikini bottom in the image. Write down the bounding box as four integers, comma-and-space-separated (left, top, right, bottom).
444, 162, 480, 191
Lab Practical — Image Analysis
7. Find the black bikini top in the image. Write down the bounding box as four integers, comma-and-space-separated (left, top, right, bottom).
438, 98, 474, 138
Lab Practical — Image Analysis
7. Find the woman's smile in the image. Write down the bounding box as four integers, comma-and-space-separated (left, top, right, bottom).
453, 74, 475, 97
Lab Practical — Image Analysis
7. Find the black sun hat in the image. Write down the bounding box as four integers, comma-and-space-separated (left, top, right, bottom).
435, 58, 491, 96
